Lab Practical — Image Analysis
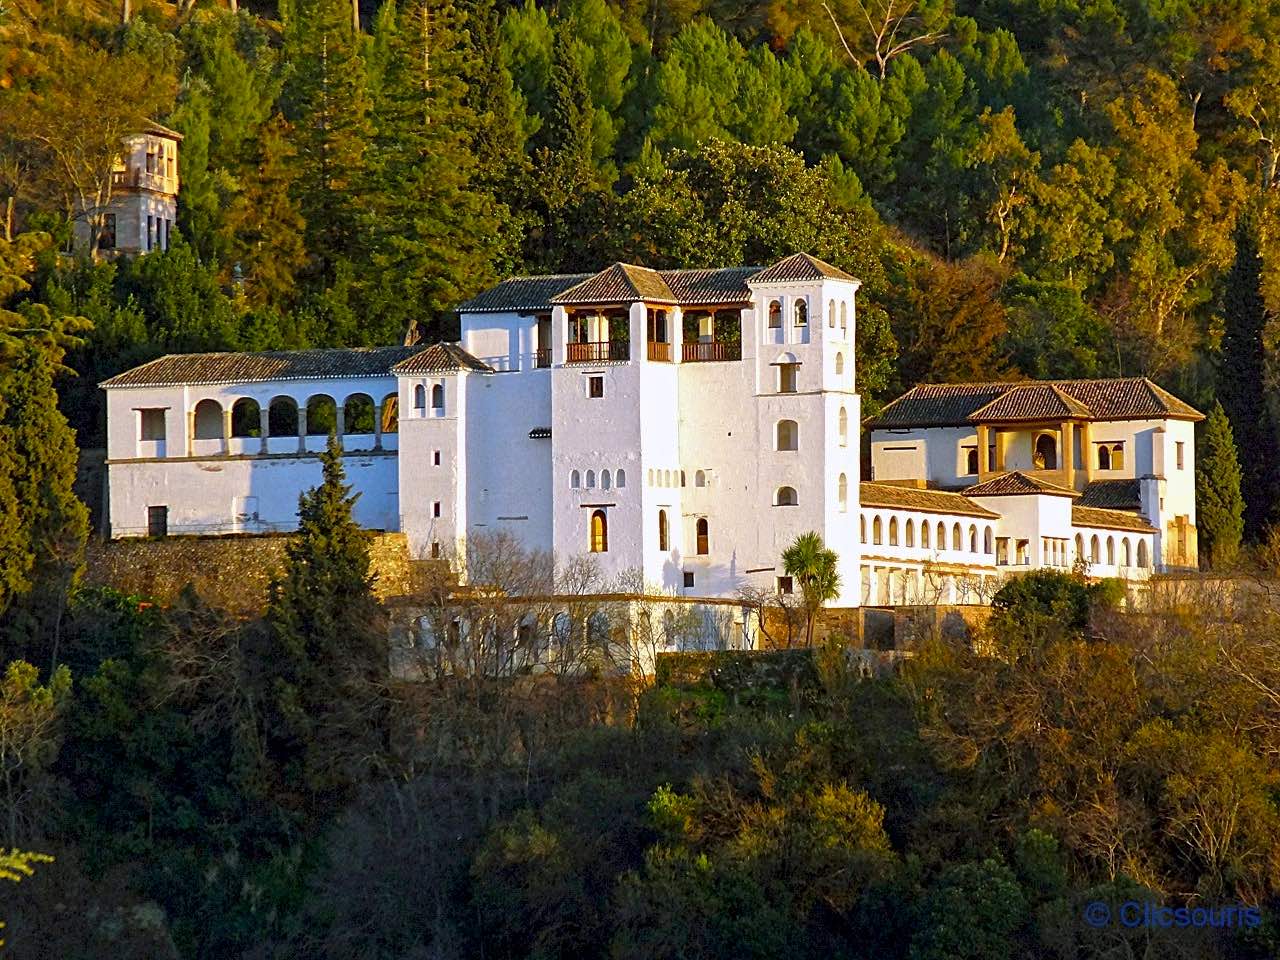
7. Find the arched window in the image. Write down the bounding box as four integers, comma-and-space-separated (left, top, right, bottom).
969, 525, 978, 553
838, 474, 848, 512
828, 299, 836, 327
840, 302, 848, 329
570, 470, 581, 488
921, 521, 930, 548
647, 469, 654, 486
952, 524, 962, 551
860, 515, 867, 543
230, 398, 260, 438
1098, 444, 1111, 470
381, 394, 399, 434
1090, 535, 1100, 562
601, 469, 612, 490
794, 298, 807, 326
1137, 540, 1149, 568
937, 522, 946, 549
905, 519, 915, 547
695, 470, 706, 487
431, 383, 444, 411
658, 509, 669, 551
768, 300, 782, 328
873, 516, 883, 545
268, 396, 299, 437
616, 469, 626, 488
590, 510, 608, 552
680, 471, 687, 487
838, 407, 848, 447
696, 518, 709, 555
664, 470, 672, 487
586, 469, 596, 488
194, 398, 223, 439
984, 527, 993, 553
1112, 444, 1125, 470
1122, 538, 1132, 566
776, 419, 799, 451
343, 393, 375, 434
835, 352, 844, 376
966, 448, 979, 476
1106, 536, 1115, 565
413, 384, 426, 411
776, 486, 798, 506
306, 395, 336, 435
1034, 433, 1057, 470
1075, 533, 1085, 559
889, 517, 898, 546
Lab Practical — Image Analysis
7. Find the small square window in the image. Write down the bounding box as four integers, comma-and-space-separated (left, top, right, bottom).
433, 450, 441, 466
139, 408, 166, 441
588, 376, 604, 398
1175, 441, 1185, 470
433, 501, 441, 518
431, 541, 441, 559
683, 571, 695, 588
777, 575, 794, 594
147, 505, 168, 537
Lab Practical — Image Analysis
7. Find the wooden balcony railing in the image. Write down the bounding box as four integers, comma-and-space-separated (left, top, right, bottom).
682, 340, 742, 362
111, 168, 175, 193
534, 348, 551, 369
647, 341, 672, 362
567, 340, 630, 363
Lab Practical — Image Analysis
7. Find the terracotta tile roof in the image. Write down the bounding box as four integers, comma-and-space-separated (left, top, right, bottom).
859, 482, 1001, 518
390, 342, 494, 375
660, 266, 758, 304
102, 346, 422, 388
1072, 505, 1157, 533
551, 263, 677, 305
1079, 479, 1141, 510
748, 252, 859, 284
964, 471, 1079, 498
455, 273, 593, 313
867, 378, 1203, 428
968, 384, 1092, 422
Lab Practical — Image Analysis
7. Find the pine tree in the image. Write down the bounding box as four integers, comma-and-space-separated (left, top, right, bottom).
281, 0, 374, 286
362, 0, 505, 342
1219, 212, 1277, 539
266, 435, 387, 800
222, 114, 308, 310
1196, 402, 1246, 569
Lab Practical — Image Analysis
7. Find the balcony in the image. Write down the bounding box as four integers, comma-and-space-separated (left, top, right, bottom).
534, 348, 551, 369
682, 340, 741, 362
647, 341, 672, 362
111, 167, 175, 194
567, 340, 630, 363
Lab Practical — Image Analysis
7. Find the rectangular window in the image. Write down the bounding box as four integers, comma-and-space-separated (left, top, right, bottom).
1176, 441, 1185, 470
99, 213, 116, 250
147, 215, 154, 251
433, 450, 441, 466
777, 575, 794, 594
778, 363, 798, 393
433, 501, 441, 518
147, 505, 168, 537
145, 150, 156, 173
139, 408, 166, 441
683, 571, 694, 588
431, 541, 441, 559
588, 375, 604, 398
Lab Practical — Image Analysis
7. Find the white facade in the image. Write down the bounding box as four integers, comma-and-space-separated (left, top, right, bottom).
73, 124, 181, 255
103, 256, 1201, 610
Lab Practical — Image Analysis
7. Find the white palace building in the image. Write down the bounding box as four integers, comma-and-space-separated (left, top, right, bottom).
102, 253, 1203, 608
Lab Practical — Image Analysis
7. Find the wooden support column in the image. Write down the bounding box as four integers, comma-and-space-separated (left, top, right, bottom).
976, 423, 991, 479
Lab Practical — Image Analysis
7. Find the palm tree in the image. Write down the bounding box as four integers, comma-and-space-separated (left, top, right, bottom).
781, 531, 841, 646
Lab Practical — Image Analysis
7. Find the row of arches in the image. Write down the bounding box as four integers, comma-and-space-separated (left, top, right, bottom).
1076, 532, 1150, 568
191, 393, 398, 440
647, 468, 716, 488
412, 383, 445, 413
570, 468, 627, 490
764, 297, 852, 334
654, 510, 710, 555
862, 514, 996, 556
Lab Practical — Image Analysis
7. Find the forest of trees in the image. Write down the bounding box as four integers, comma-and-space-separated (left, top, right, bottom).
1, 0, 1279, 532
3, 0, 1280, 954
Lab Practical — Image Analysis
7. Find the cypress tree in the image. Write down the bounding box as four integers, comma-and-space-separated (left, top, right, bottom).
281, 0, 374, 286
1196, 402, 1245, 569
1219, 212, 1277, 538
363, 0, 505, 342
266, 435, 387, 800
